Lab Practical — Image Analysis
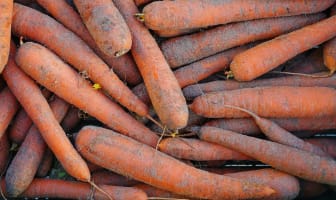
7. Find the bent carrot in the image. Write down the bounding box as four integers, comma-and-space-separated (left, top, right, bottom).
141, 0, 335, 30
305, 138, 336, 158
190, 86, 336, 118
36, 148, 54, 177
0, 87, 19, 139
76, 125, 275, 200
92, 170, 139, 186
230, 15, 336, 81
0, 0, 13, 73
161, 14, 324, 68
0, 133, 9, 174
12, 3, 148, 117
15, 42, 159, 147
198, 126, 336, 185
113, 0, 189, 130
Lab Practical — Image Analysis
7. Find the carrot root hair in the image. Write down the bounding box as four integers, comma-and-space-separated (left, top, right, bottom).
88, 180, 114, 200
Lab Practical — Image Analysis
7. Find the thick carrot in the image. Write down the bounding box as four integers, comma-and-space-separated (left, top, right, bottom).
61, 106, 81, 133
12, 3, 148, 117
76, 125, 275, 200
0, 87, 20, 139
231, 15, 336, 81
323, 37, 336, 74
161, 14, 324, 68
305, 138, 336, 158
0, 133, 9, 174
141, 0, 335, 30
113, 0, 189, 130
15, 42, 159, 147
5, 96, 70, 197
183, 74, 336, 100
0, 0, 13, 73
198, 126, 336, 185
36, 0, 142, 86
1, 179, 148, 200
92, 170, 139, 186
3, 43, 91, 184
73, 0, 132, 57
190, 86, 336, 118
36, 148, 54, 177
159, 138, 251, 161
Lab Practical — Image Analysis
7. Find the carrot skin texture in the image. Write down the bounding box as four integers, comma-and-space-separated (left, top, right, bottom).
190, 86, 336, 118
3, 43, 90, 182
161, 14, 325, 68
0, 87, 20, 139
198, 126, 336, 185
5, 96, 70, 197
92, 170, 139, 186
36, 0, 142, 86
76, 125, 275, 200
73, 0, 132, 57
231, 15, 336, 81
113, 0, 189, 130
142, 0, 335, 30
0, 133, 9, 174
305, 138, 336, 158
12, 3, 148, 117
36, 148, 54, 177
15, 42, 159, 147
0, 0, 13, 73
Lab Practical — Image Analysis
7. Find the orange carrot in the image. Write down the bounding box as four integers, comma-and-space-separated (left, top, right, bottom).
190, 86, 336, 118
0, 87, 20, 139
73, 0, 132, 57
76, 125, 275, 200
60, 106, 81, 133
0, 132, 9, 174
305, 138, 336, 158
36, 148, 54, 177
230, 15, 336, 81
198, 126, 336, 185
141, 0, 335, 30
0, 0, 13, 73
36, 0, 142, 86
161, 14, 324, 68
12, 3, 148, 117
5, 96, 70, 197
92, 170, 139, 186
113, 0, 189, 130
15, 42, 159, 147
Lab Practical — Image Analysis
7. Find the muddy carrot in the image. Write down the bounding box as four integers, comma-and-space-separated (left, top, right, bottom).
0, 132, 9, 174
0, 0, 13, 73
0, 87, 20, 139
36, 148, 54, 177
92, 170, 139, 186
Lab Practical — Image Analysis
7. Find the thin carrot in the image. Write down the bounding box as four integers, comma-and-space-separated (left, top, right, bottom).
5, 96, 70, 197
92, 170, 139, 186
12, 3, 148, 117
76, 125, 275, 200
190, 86, 336, 118
0, 87, 20, 139
0, 133, 9, 174
36, 148, 54, 177
230, 15, 336, 81
161, 14, 325, 68
60, 106, 81, 133
15, 42, 159, 147
141, 0, 335, 30
0, 0, 13, 73
197, 126, 336, 185
305, 138, 336, 158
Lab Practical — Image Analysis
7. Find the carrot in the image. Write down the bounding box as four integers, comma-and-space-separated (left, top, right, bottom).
141, 0, 335, 30
113, 0, 188, 130
190, 86, 336, 118
3, 42, 91, 184
92, 170, 139, 186
323, 37, 336, 75
183, 73, 336, 100
8, 88, 52, 144
1, 179, 148, 200
135, 184, 190, 200
155, 28, 197, 38
305, 138, 336, 158
12, 4, 148, 117
36, 148, 54, 177
230, 15, 336, 81
161, 14, 324, 68
73, 0, 131, 57
197, 126, 336, 185
0, 133, 9, 174
0, 0, 13, 73
0, 87, 20, 139
158, 138, 252, 161
35, 0, 142, 86
61, 106, 81, 133
76, 125, 275, 200
5, 95, 70, 197
15, 42, 159, 147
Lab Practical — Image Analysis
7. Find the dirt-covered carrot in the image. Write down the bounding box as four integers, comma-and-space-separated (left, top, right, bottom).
0, 87, 20, 139
0, 0, 13, 73
141, 0, 335, 30
161, 14, 324, 68
231, 15, 336, 81
1, 179, 148, 200
113, 0, 188, 130
92, 170, 139, 186
305, 138, 336, 158
0, 132, 9, 174
12, 3, 148, 117
73, 0, 132, 57
36, 0, 141, 86
159, 138, 251, 161
5, 96, 70, 197
16, 42, 159, 147
3, 43, 91, 185
190, 86, 336, 118
61, 106, 81, 133
36, 148, 53, 177
198, 126, 336, 185
76, 125, 275, 200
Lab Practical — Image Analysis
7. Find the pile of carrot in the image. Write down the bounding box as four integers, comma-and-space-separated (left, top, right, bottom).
0, 0, 336, 199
